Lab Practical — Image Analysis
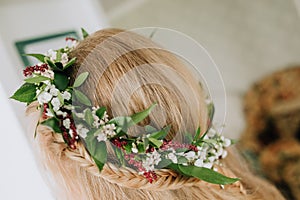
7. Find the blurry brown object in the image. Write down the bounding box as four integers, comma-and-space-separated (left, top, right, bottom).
240, 67, 300, 200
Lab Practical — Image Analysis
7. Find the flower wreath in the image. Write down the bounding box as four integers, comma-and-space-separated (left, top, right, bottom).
11, 28, 239, 185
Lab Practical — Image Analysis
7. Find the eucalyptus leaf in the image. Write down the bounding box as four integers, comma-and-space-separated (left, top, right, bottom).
73, 72, 89, 88
81, 28, 89, 39
178, 165, 239, 185
114, 147, 125, 166
145, 125, 157, 133
109, 116, 134, 132
149, 125, 170, 140
148, 137, 163, 148
63, 57, 76, 70
131, 103, 157, 124
10, 83, 36, 103
74, 89, 92, 106
24, 75, 50, 84
92, 141, 107, 171
54, 72, 69, 90
25, 53, 46, 63
40, 117, 62, 133
84, 108, 94, 126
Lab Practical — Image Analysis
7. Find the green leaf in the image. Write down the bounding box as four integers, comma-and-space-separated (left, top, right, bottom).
149, 125, 170, 140
63, 57, 76, 70
178, 165, 239, 185
156, 158, 172, 169
109, 116, 134, 132
10, 83, 36, 103
84, 130, 107, 171
54, 62, 64, 70
145, 125, 157, 133
131, 103, 157, 124
193, 127, 201, 141
148, 137, 163, 148
40, 117, 62, 133
92, 141, 107, 171
96, 107, 106, 119
114, 147, 125, 166
24, 53, 46, 63
44, 57, 62, 71
73, 72, 89, 88
74, 89, 92, 106
54, 72, 69, 90
207, 102, 215, 127
137, 143, 145, 153
84, 108, 94, 126
81, 28, 89, 39
24, 75, 50, 84
177, 156, 188, 164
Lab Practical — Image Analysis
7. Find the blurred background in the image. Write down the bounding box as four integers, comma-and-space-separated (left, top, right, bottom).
1, 0, 300, 199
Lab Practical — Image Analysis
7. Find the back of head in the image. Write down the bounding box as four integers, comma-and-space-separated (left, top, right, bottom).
29, 28, 285, 200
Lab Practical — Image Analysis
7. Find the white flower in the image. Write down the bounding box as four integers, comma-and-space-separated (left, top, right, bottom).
63, 118, 71, 129
37, 92, 52, 104
62, 91, 71, 100
131, 143, 138, 153
41, 70, 54, 79
97, 132, 107, 142
223, 138, 231, 147
167, 152, 178, 164
49, 85, 59, 96
207, 128, 216, 137
142, 150, 161, 171
64, 105, 74, 110
47, 49, 57, 61
221, 150, 228, 158
45, 108, 54, 117
56, 110, 67, 118
51, 97, 61, 112
61, 53, 68, 65
66, 39, 78, 48
194, 159, 204, 167
185, 151, 196, 159
77, 124, 89, 138
203, 162, 213, 169
102, 124, 116, 137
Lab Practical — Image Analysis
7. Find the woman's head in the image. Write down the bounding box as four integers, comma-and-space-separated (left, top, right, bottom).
69, 28, 208, 142
28, 28, 284, 200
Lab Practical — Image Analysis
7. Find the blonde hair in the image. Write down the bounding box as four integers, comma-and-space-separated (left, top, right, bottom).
28, 28, 284, 199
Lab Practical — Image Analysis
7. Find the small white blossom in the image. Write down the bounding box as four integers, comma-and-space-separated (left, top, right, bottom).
64, 104, 74, 110
142, 150, 161, 171
41, 70, 54, 79
56, 110, 68, 118
101, 124, 116, 137
97, 132, 107, 142
45, 108, 54, 117
62, 91, 71, 100
166, 152, 178, 164
185, 151, 196, 159
77, 124, 89, 138
61, 53, 68, 65
131, 143, 138, 153
66, 40, 78, 48
194, 159, 204, 167
51, 97, 61, 112
223, 138, 231, 147
49, 85, 59, 96
221, 150, 228, 158
63, 118, 71, 129
37, 92, 52, 104
203, 162, 213, 169
47, 49, 57, 61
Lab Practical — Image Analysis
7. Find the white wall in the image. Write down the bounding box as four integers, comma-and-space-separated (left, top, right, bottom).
0, 0, 107, 199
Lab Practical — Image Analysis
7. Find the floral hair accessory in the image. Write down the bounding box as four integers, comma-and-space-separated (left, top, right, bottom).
11, 28, 239, 185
